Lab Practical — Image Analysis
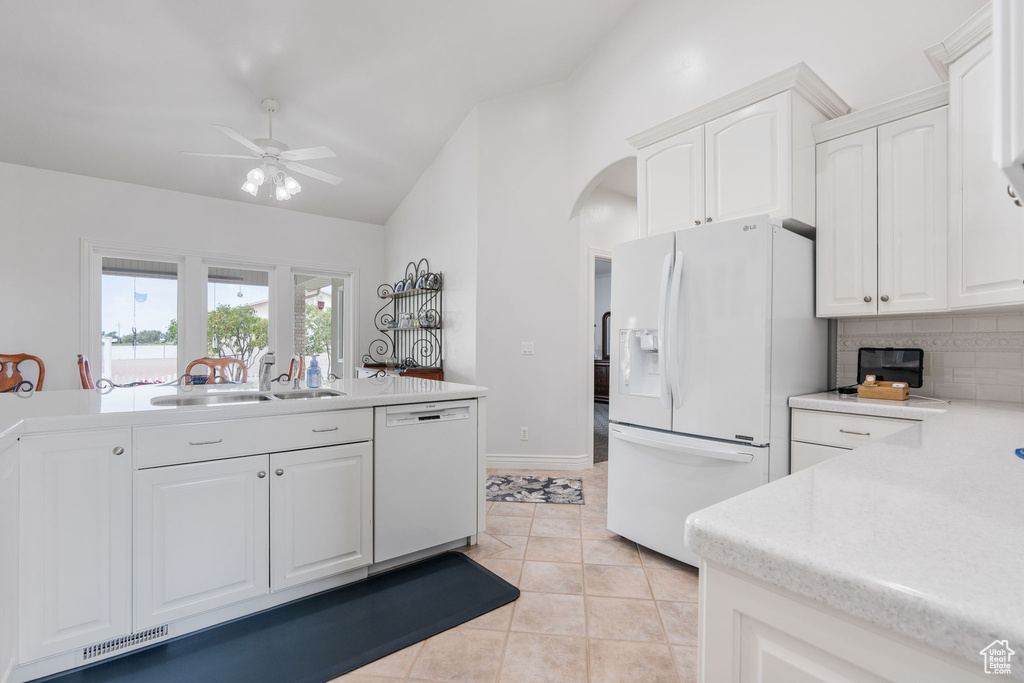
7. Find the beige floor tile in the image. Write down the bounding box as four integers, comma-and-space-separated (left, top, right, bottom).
580, 504, 609, 521
499, 632, 588, 683
347, 642, 423, 678
407, 628, 506, 682
586, 596, 666, 642
588, 473, 609, 488
533, 503, 581, 519
477, 558, 523, 587
524, 537, 582, 563
486, 514, 533, 537
639, 545, 692, 571
460, 602, 515, 631
588, 639, 678, 683
335, 674, 403, 682
672, 645, 699, 683
457, 533, 512, 560
510, 591, 587, 636
488, 534, 529, 560
520, 561, 584, 594
646, 566, 699, 602
489, 501, 536, 517
581, 516, 620, 541
529, 516, 582, 539
584, 564, 652, 599
583, 538, 642, 566
586, 489, 608, 504
658, 601, 698, 646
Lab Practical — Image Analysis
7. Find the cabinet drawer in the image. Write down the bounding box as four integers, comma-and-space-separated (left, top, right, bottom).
134, 409, 373, 468
791, 441, 848, 473
791, 409, 917, 449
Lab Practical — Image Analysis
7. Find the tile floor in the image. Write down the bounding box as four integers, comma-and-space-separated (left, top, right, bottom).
338, 461, 699, 682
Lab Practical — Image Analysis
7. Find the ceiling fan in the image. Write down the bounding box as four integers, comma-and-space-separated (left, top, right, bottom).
182, 98, 342, 201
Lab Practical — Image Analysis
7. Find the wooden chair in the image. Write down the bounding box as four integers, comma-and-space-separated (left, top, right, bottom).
287, 355, 305, 382
184, 357, 247, 385
0, 353, 45, 392
78, 354, 95, 390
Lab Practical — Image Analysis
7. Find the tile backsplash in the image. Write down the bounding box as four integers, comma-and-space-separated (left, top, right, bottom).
835, 312, 1024, 402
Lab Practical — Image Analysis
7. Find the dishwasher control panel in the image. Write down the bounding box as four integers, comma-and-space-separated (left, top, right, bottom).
384, 401, 472, 427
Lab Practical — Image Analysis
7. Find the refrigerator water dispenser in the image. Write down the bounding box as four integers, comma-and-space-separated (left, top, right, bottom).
618, 329, 661, 397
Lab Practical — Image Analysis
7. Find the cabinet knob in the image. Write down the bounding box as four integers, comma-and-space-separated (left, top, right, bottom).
275, 468, 284, 476
880, 295, 889, 302
257, 471, 266, 478
706, 217, 713, 223
112, 446, 124, 456
863, 295, 872, 303
694, 219, 701, 226
1009, 185, 1018, 199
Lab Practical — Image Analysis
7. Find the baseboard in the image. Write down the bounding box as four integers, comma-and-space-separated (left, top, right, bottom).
487, 453, 592, 471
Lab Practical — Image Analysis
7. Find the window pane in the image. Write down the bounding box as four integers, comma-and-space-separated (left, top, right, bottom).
294, 274, 345, 379
206, 267, 270, 379
101, 257, 178, 384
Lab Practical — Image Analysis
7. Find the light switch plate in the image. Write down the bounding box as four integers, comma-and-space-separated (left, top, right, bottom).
521, 342, 534, 355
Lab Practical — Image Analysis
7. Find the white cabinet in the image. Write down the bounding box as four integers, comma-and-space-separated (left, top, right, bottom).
815, 108, 948, 317
134, 455, 270, 629
19, 429, 132, 662
949, 37, 1024, 309
789, 408, 918, 473
271, 443, 372, 591
994, 0, 1024, 198
638, 126, 704, 235
815, 128, 878, 317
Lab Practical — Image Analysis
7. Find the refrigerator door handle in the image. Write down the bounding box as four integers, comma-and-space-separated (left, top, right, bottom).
657, 252, 673, 408
667, 251, 684, 406
609, 428, 754, 463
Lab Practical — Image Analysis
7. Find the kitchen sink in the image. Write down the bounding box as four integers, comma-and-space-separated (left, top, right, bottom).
150, 393, 277, 407
271, 389, 346, 400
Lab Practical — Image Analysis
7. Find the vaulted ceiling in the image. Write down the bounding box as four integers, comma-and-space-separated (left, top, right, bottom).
1, 0, 640, 224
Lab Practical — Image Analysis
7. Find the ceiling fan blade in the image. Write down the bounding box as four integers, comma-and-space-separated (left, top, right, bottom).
181, 151, 258, 159
211, 124, 267, 157
281, 146, 337, 161
284, 162, 343, 185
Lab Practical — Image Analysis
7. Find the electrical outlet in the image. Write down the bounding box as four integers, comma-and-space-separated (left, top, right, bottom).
520, 427, 529, 441
521, 342, 534, 355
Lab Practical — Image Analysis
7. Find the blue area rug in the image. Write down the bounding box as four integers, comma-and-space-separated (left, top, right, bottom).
37, 552, 518, 683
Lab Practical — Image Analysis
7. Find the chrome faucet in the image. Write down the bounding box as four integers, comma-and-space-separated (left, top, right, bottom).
259, 352, 276, 391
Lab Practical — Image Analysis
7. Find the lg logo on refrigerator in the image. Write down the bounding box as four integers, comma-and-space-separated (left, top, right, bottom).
742, 224, 757, 231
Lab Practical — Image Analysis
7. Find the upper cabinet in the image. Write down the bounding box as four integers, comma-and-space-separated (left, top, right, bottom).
994, 0, 1024, 197
630, 64, 850, 237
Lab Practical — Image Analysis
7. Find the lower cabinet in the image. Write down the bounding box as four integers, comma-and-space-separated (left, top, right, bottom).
19, 429, 132, 663
134, 443, 372, 629
790, 408, 919, 472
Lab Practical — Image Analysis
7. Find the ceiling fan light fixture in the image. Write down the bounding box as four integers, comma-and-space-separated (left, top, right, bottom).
241, 180, 258, 196
283, 176, 301, 194
275, 183, 290, 201
247, 167, 266, 185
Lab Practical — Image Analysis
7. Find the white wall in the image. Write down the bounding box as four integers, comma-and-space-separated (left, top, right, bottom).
566, 0, 987, 209
384, 109, 479, 385
0, 162, 384, 390
594, 273, 611, 358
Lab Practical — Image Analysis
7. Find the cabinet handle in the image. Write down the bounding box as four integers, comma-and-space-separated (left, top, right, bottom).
863, 295, 872, 303
312, 427, 339, 433
112, 446, 124, 455
880, 295, 889, 302
1009, 186, 1023, 207
839, 429, 870, 436
257, 471, 266, 478
276, 468, 284, 476
706, 217, 713, 223
694, 219, 702, 226
188, 439, 223, 446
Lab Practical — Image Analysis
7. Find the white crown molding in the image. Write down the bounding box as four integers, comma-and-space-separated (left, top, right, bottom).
813, 84, 950, 143
924, 4, 992, 81
486, 453, 592, 471
627, 62, 850, 150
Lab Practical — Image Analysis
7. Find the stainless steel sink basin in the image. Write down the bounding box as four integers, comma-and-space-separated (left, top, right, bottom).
151, 393, 277, 407
271, 389, 346, 400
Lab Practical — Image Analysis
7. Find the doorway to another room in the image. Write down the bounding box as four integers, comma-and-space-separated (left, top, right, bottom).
594, 257, 612, 463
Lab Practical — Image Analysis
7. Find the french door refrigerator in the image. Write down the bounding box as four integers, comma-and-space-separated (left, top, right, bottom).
607, 214, 826, 566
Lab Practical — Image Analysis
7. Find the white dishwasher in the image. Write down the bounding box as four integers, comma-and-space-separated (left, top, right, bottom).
373, 400, 478, 563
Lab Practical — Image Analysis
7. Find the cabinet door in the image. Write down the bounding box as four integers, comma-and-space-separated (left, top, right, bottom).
270, 443, 372, 591
877, 107, 948, 314
705, 92, 791, 223
950, 38, 1024, 309
638, 126, 705, 236
790, 441, 848, 473
134, 455, 270, 629
815, 128, 878, 317
19, 429, 132, 662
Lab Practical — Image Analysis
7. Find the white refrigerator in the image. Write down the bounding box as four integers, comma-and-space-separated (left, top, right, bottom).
607, 214, 826, 566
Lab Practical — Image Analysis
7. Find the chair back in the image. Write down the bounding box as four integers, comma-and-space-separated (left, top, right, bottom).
288, 355, 305, 382
0, 353, 45, 391
184, 357, 247, 384
78, 354, 95, 390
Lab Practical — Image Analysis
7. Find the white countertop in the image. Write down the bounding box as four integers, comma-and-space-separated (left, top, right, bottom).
0, 376, 487, 448
685, 391, 1024, 676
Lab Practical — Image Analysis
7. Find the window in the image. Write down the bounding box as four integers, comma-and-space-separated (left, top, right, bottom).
207, 267, 271, 375
294, 273, 346, 379
100, 257, 179, 384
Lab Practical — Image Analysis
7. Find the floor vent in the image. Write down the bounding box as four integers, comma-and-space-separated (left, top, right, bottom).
82, 625, 168, 661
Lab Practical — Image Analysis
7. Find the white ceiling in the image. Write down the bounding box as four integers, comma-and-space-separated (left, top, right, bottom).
1, 0, 639, 225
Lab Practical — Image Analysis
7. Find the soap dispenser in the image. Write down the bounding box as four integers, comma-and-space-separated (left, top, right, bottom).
307, 355, 323, 389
